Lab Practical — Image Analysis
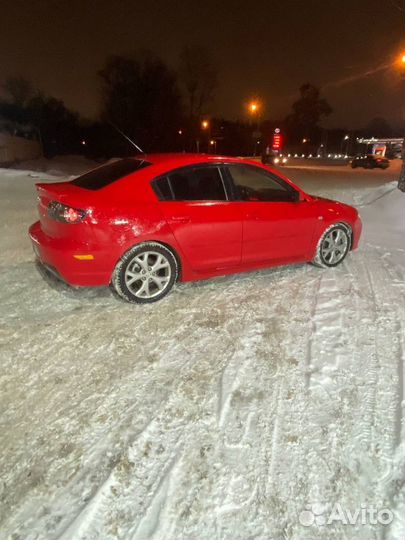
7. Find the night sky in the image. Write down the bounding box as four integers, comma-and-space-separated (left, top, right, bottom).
1, 0, 404, 129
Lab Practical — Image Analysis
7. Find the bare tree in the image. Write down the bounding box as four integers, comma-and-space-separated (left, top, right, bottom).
285, 83, 332, 144
179, 46, 217, 119
98, 53, 183, 151
2, 76, 35, 107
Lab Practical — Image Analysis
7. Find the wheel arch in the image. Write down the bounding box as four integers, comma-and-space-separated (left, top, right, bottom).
312, 220, 353, 267
148, 239, 183, 281
335, 221, 353, 250
112, 239, 184, 283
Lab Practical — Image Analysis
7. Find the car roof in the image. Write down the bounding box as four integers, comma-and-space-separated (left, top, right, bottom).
97, 152, 305, 199
133, 153, 247, 166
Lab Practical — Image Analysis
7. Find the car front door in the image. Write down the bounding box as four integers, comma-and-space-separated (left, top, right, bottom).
225, 164, 319, 265
154, 165, 242, 271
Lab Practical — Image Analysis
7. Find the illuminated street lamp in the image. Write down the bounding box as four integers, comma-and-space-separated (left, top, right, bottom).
400, 52, 405, 81
249, 102, 258, 114
341, 134, 350, 155
247, 100, 262, 156
247, 100, 262, 119
301, 138, 309, 157
177, 129, 185, 151
200, 120, 211, 152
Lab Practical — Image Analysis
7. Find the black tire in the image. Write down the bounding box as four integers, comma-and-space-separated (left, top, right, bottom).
111, 242, 179, 304
351, 162, 357, 169
312, 223, 351, 268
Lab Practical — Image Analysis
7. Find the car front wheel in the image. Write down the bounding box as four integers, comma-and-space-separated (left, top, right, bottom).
312, 224, 351, 268
111, 242, 179, 303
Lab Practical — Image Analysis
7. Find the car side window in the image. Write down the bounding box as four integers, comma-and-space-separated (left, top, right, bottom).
153, 176, 173, 200
154, 166, 227, 201
227, 164, 297, 202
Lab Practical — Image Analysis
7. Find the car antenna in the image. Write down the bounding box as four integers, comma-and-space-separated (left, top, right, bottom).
109, 121, 145, 155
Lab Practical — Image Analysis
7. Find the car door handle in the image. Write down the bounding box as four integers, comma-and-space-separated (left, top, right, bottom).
170, 216, 191, 224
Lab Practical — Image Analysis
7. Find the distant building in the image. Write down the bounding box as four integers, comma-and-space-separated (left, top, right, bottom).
356, 137, 403, 159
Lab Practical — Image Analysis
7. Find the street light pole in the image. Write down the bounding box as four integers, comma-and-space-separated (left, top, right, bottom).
341, 134, 349, 155
302, 138, 309, 156
248, 100, 261, 156
201, 120, 210, 152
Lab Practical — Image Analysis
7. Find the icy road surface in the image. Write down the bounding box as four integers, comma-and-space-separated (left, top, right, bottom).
0, 158, 404, 540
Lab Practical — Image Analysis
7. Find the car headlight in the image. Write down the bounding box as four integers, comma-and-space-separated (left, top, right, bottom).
282, 158, 287, 163
274, 158, 280, 164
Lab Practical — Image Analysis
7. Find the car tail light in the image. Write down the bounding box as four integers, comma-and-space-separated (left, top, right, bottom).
48, 201, 88, 223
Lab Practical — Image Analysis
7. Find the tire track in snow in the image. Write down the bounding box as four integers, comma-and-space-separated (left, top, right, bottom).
53, 327, 235, 539
51, 281, 270, 540
362, 247, 402, 457
289, 256, 391, 539
304, 267, 349, 394
211, 269, 325, 539
217, 321, 266, 431
358, 245, 405, 540
2, 282, 240, 540
304, 273, 323, 390
348, 254, 380, 453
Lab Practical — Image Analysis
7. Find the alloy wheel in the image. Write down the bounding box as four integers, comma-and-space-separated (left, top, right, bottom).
124, 251, 172, 299
320, 228, 349, 265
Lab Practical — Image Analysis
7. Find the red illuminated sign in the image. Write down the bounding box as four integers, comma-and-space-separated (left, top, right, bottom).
272, 130, 283, 150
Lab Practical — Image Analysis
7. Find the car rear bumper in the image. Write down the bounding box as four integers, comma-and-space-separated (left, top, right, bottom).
29, 221, 113, 286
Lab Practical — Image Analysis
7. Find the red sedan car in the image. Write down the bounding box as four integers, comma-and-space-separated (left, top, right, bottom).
29, 154, 362, 303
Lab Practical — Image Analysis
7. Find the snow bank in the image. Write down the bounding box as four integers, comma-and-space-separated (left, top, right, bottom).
12, 154, 100, 177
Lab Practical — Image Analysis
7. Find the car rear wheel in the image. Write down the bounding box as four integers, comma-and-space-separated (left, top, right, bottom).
312, 224, 351, 268
111, 242, 178, 303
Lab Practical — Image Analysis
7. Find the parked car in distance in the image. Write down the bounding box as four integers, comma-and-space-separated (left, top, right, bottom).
261, 154, 288, 166
29, 154, 362, 303
271, 155, 288, 166
350, 154, 389, 169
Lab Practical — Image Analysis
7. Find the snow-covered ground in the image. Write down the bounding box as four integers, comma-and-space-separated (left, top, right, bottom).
0, 157, 404, 540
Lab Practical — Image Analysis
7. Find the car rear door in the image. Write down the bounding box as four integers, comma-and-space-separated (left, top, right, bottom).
225, 164, 319, 264
154, 165, 242, 271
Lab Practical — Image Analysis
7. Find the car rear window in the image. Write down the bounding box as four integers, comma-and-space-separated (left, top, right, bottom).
71, 158, 151, 190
